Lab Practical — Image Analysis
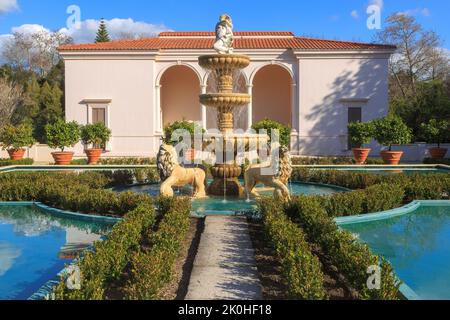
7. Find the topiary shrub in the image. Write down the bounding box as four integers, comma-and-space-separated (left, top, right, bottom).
45, 119, 80, 152
420, 119, 449, 149
373, 116, 412, 151
80, 123, 112, 149
348, 121, 374, 148
163, 120, 204, 147
0, 123, 36, 151
252, 118, 291, 147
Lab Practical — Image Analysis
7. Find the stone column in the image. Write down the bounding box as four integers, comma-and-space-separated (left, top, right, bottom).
155, 84, 162, 133
201, 84, 207, 131
247, 84, 253, 131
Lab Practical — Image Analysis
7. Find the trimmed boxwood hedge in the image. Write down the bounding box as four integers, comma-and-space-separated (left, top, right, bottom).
292, 157, 384, 165
258, 198, 327, 300
124, 197, 191, 299
0, 158, 34, 167
285, 196, 401, 300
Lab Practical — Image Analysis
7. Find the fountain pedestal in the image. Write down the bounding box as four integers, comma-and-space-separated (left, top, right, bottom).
199, 54, 253, 197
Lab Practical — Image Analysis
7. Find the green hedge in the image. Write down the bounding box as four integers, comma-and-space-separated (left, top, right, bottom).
54, 202, 157, 300
71, 157, 156, 165
292, 157, 384, 166
314, 184, 405, 217
258, 198, 327, 300
0, 172, 151, 216
423, 158, 450, 165
285, 196, 401, 300
124, 197, 191, 300
0, 158, 34, 167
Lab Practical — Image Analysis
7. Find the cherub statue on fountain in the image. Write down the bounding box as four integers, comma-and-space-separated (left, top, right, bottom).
214, 14, 234, 54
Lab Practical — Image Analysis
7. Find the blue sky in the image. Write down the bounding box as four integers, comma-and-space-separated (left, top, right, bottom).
0, 0, 449, 49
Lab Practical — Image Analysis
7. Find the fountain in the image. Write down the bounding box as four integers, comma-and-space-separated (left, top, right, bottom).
200, 15, 268, 197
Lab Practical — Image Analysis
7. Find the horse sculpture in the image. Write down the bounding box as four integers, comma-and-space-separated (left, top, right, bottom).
157, 144, 207, 198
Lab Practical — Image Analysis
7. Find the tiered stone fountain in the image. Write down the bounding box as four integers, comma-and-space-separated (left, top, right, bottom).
200, 15, 268, 197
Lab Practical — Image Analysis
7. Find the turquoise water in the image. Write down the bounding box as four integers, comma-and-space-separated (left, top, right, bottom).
0, 205, 113, 300
121, 182, 347, 214
341, 203, 450, 300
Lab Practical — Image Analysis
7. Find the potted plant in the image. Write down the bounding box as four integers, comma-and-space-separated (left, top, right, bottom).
164, 120, 204, 162
0, 123, 35, 161
45, 119, 80, 165
348, 121, 374, 164
80, 123, 112, 164
373, 116, 412, 165
252, 118, 291, 148
420, 119, 449, 159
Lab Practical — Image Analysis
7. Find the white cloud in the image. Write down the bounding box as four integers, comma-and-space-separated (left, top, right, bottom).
369, 0, 384, 10
0, 0, 18, 14
60, 18, 172, 43
399, 8, 431, 17
351, 10, 359, 19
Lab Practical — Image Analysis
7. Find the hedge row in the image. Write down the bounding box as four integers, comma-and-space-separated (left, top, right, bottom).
71, 157, 156, 165
258, 198, 327, 300
124, 197, 191, 300
292, 169, 450, 201
292, 157, 384, 166
0, 158, 34, 167
285, 196, 401, 300
423, 158, 450, 165
54, 202, 157, 300
314, 184, 405, 217
0, 172, 151, 216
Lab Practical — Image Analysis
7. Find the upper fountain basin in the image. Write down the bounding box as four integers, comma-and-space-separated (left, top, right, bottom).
200, 93, 251, 108
199, 54, 250, 70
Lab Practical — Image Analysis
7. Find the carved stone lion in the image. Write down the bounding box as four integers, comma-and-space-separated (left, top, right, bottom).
244, 146, 293, 201
157, 144, 207, 198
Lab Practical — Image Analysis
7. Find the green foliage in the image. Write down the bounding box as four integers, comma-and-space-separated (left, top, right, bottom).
54, 202, 157, 300
252, 118, 291, 147
348, 121, 374, 147
124, 197, 191, 300
0, 158, 34, 167
373, 116, 412, 150
285, 196, 401, 300
391, 81, 450, 141
420, 119, 450, 148
35, 81, 64, 142
291, 156, 384, 165
45, 119, 80, 152
80, 123, 112, 148
163, 120, 204, 147
258, 198, 327, 300
423, 158, 450, 165
0, 123, 35, 150
95, 19, 111, 43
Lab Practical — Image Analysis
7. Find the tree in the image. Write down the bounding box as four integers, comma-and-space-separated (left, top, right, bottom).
95, 19, 111, 43
33, 81, 63, 142
420, 119, 449, 148
0, 78, 24, 129
373, 116, 412, 151
375, 14, 447, 100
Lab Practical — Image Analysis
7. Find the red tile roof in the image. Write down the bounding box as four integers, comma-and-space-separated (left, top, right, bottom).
59, 31, 396, 52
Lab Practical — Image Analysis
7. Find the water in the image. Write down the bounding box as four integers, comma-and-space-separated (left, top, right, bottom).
340, 203, 450, 300
0, 205, 113, 300
118, 182, 347, 214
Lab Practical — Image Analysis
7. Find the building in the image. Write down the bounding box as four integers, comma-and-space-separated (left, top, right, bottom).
59, 31, 395, 157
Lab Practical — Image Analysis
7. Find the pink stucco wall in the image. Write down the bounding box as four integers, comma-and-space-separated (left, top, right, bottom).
253, 65, 292, 127
161, 65, 201, 127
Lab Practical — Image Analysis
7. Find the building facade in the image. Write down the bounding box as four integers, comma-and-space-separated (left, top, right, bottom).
59, 31, 395, 158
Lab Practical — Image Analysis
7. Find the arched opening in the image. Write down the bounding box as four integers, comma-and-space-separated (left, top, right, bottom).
160, 65, 201, 127
252, 65, 292, 127
206, 71, 248, 130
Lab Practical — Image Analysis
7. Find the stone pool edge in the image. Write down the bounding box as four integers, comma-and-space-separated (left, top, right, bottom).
335, 200, 450, 301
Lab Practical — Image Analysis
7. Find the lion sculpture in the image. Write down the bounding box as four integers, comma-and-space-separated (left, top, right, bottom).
244, 146, 293, 201
157, 144, 207, 198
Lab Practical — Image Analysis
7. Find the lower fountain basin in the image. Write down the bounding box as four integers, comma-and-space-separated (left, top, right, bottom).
200, 93, 251, 108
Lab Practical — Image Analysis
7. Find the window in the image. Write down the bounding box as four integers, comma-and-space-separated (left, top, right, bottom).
348, 107, 362, 150
92, 108, 106, 125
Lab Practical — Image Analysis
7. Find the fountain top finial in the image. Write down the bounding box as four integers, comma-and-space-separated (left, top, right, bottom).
214, 14, 234, 54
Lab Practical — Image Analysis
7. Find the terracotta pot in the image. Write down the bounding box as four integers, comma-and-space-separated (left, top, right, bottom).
7, 148, 26, 161
429, 147, 448, 160
85, 149, 103, 165
380, 151, 403, 165
352, 148, 371, 165
52, 152, 74, 165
